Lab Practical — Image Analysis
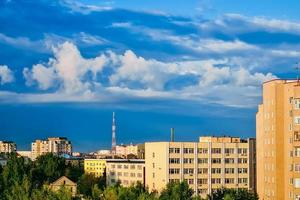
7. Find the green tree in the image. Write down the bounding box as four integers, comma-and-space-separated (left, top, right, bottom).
30, 153, 66, 188
4, 176, 31, 200
208, 188, 258, 200
78, 173, 101, 197
159, 181, 194, 200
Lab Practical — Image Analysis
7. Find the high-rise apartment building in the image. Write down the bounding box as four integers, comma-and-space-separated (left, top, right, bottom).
106, 159, 145, 187
0, 141, 16, 153
256, 79, 300, 200
145, 136, 256, 198
31, 137, 72, 160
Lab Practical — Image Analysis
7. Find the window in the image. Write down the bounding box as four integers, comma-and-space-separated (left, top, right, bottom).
211, 178, 221, 184
211, 158, 221, 164
152, 163, 155, 168
225, 168, 235, 174
295, 164, 300, 172
152, 173, 155, 178
295, 147, 300, 157
152, 152, 155, 158
238, 158, 247, 163
183, 148, 194, 154
169, 158, 180, 164
225, 148, 234, 154
137, 165, 142, 170
198, 158, 208, 164
110, 172, 115, 176
211, 148, 221, 154
170, 148, 180, 153
124, 172, 128, 177
238, 148, 247, 155
295, 117, 300, 124
198, 148, 208, 154
183, 168, 194, 174
238, 168, 248, 173
294, 99, 300, 109
295, 132, 300, 141
295, 178, 300, 188
225, 158, 235, 164
169, 168, 180, 174
238, 178, 247, 184
111, 164, 115, 169
185, 179, 194, 184
137, 173, 142, 177
117, 165, 122, 169
198, 168, 208, 174
197, 179, 207, 184
225, 178, 234, 184
124, 165, 129, 169
169, 179, 180, 183
211, 168, 221, 174
183, 158, 194, 164
130, 165, 135, 169
117, 172, 122, 176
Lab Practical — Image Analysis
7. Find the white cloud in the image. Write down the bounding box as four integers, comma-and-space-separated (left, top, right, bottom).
0, 65, 14, 85
3, 42, 274, 107
23, 42, 108, 94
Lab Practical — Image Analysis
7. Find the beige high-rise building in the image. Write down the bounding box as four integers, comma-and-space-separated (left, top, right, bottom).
106, 159, 145, 187
0, 141, 16, 153
31, 137, 72, 160
256, 79, 300, 200
145, 136, 256, 198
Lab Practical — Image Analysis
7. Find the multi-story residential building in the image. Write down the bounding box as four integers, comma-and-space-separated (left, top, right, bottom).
145, 136, 256, 198
256, 79, 300, 200
0, 141, 16, 153
84, 159, 106, 177
106, 159, 145, 187
31, 137, 72, 160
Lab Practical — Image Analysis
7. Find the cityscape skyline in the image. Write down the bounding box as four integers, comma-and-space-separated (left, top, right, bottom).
1, 0, 300, 152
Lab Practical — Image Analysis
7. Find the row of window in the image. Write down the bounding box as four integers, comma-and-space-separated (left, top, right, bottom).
111, 164, 143, 170
169, 148, 248, 154
169, 178, 247, 185
169, 158, 243, 164
109, 171, 143, 178
85, 162, 105, 166
169, 168, 248, 174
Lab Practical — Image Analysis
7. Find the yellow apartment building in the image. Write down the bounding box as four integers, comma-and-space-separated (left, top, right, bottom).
256, 79, 300, 200
84, 159, 106, 177
106, 159, 145, 187
145, 136, 256, 198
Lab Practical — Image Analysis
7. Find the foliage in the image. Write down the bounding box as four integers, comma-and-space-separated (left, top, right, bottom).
159, 181, 194, 200
207, 188, 259, 200
0, 154, 259, 200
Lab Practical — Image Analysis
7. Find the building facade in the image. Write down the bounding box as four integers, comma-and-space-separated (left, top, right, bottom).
145, 136, 256, 198
84, 159, 106, 177
106, 159, 145, 187
0, 141, 16, 153
31, 137, 72, 160
49, 176, 77, 197
256, 79, 300, 200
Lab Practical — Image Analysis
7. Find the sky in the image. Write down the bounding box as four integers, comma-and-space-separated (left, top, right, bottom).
0, 0, 299, 152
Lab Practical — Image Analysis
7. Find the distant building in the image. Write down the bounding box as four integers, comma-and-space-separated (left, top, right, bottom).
17, 151, 32, 159
84, 159, 106, 177
49, 176, 77, 197
106, 159, 145, 187
0, 141, 16, 153
145, 136, 256, 198
116, 144, 139, 157
31, 137, 72, 160
137, 144, 145, 159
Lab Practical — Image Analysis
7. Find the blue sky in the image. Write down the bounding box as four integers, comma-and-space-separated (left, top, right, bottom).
0, 0, 299, 152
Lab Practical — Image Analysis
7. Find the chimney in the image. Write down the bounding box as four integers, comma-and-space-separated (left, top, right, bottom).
171, 128, 175, 142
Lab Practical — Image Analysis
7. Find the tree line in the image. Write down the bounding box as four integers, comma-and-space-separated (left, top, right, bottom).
0, 153, 258, 200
